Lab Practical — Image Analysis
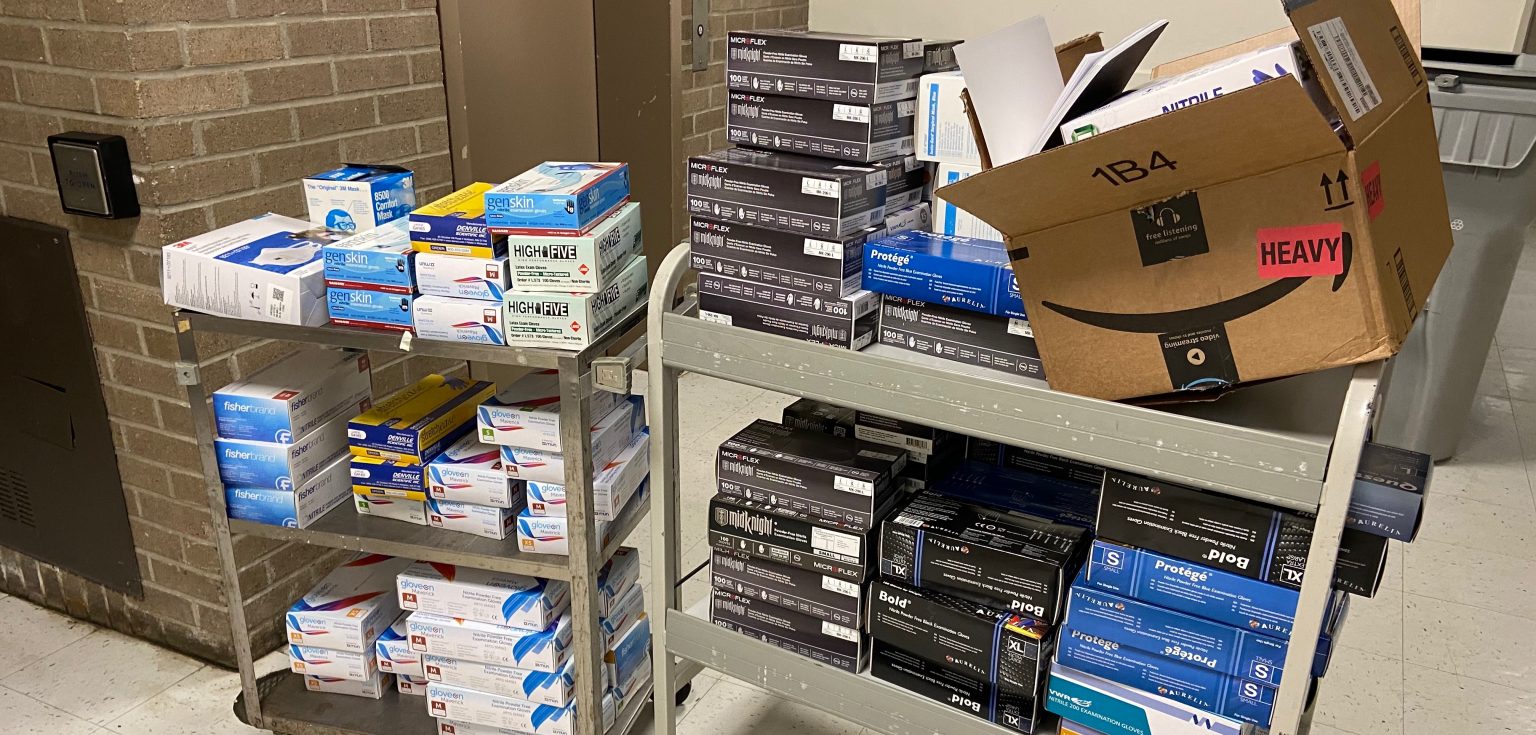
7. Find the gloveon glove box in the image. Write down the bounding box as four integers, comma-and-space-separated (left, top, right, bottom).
687, 149, 887, 239
872, 642, 1040, 734
716, 419, 906, 530
711, 587, 867, 673
711, 548, 864, 628
878, 295, 1045, 379
689, 216, 873, 298
726, 31, 925, 104
708, 493, 885, 582
699, 276, 879, 351
728, 91, 916, 163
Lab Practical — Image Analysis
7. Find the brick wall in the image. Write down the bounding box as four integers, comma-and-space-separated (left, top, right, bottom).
0, 1, 454, 665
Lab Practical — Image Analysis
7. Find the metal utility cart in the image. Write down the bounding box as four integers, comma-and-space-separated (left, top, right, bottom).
646, 242, 1382, 735
175, 305, 658, 735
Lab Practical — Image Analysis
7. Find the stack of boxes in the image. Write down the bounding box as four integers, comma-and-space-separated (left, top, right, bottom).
215, 348, 372, 529
407, 182, 513, 345
286, 554, 413, 699
914, 71, 1000, 241
323, 219, 419, 332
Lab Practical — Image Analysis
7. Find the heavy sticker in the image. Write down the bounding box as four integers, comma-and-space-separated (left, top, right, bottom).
1257, 224, 1346, 279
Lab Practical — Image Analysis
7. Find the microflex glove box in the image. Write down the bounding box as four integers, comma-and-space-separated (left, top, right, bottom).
303, 671, 388, 699
215, 409, 351, 491
327, 287, 415, 331
523, 432, 650, 521
878, 155, 928, 212
423, 654, 596, 707
427, 682, 615, 735
286, 554, 413, 651
707, 492, 886, 582
726, 31, 925, 103
396, 560, 570, 630
687, 149, 887, 239
1046, 665, 1246, 735
853, 410, 960, 457
500, 398, 643, 485
354, 494, 428, 525
863, 231, 1025, 319
428, 498, 519, 540
303, 165, 415, 232
408, 611, 573, 671
351, 456, 426, 495
322, 219, 415, 294
502, 256, 649, 349
932, 163, 1003, 241
917, 72, 982, 166
213, 348, 372, 443
410, 182, 506, 258
506, 202, 644, 293
484, 162, 630, 235
1349, 441, 1430, 541
698, 277, 879, 351
289, 643, 378, 681
376, 614, 423, 677
878, 295, 1046, 380
348, 375, 496, 465
782, 398, 855, 438
415, 253, 510, 301
716, 419, 906, 530
162, 213, 340, 327
412, 296, 508, 346
727, 92, 916, 163
711, 587, 867, 673
426, 434, 517, 507
477, 369, 626, 452
871, 642, 1039, 734
711, 548, 864, 628
225, 455, 351, 529
689, 217, 875, 299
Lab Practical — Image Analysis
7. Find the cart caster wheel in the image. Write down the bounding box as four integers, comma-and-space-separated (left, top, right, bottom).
675, 681, 692, 706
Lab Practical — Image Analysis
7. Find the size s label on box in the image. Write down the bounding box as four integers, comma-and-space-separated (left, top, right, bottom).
1309, 18, 1381, 121
1257, 223, 1346, 279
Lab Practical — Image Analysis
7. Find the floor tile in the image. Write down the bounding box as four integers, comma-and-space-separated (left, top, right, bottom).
1403, 593, 1536, 694
678, 373, 767, 439
0, 685, 108, 735
1494, 243, 1536, 350
1430, 380, 1535, 510
675, 677, 863, 735
103, 665, 260, 735
1312, 647, 1404, 735
1336, 587, 1402, 661
2, 629, 203, 725
1502, 346, 1536, 404
1404, 663, 1536, 735
1403, 539, 1536, 622
1304, 724, 1361, 735
0, 595, 98, 674
1413, 493, 1536, 560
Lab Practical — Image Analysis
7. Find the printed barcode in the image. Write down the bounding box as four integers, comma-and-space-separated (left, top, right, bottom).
272, 290, 285, 302
905, 437, 925, 448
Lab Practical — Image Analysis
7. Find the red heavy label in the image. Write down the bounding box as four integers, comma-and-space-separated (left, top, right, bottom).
1256, 224, 1346, 279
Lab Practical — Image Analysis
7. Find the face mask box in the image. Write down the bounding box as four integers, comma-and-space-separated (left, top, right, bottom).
884, 202, 931, 236
376, 614, 423, 677
426, 434, 517, 507
864, 231, 1025, 319
711, 587, 866, 673
917, 72, 982, 166
303, 671, 387, 699
502, 256, 649, 349
1046, 665, 1246, 735
484, 162, 630, 235
289, 643, 378, 681
707, 492, 885, 582
687, 149, 888, 239
699, 277, 878, 351
396, 560, 569, 630
286, 554, 413, 651
506, 202, 644, 293
877, 295, 1046, 380
727, 91, 916, 163
322, 219, 415, 294
477, 369, 626, 451
408, 611, 573, 671
423, 654, 595, 707
412, 296, 507, 346
870, 642, 1040, 734
225, 454, 351, 529
427, 498, 518, 540
215, 409, 353, 491
499, 399, 644, 484
348, 375, 497, 465
726, 31, 925, 104
213, 348, 372, 443
415, 253, 510, 301
327, 287, 415, 332
410, 182, 506, 258
303, 165, 415, 232
716, 419, 905, 530
689, 217, 875, 299
524, 432, 651, 521
1349, 441, 1430, 541
162, 213, 340, 327
354, 494, 428, 525
932, 163, 1003, 241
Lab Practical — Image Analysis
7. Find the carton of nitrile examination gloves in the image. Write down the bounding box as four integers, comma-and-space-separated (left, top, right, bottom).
161, 213, 342, 326
427, 681, 615, 735
375, 614, 422, 677
286, 553, 413, 652
412, 296, 507, 346
322, 219, 415, 294
289, 643, 378, 681
498, 397, 643, 484
350, 456, 425, 496
516, 481, 646, 555
425, 434, 517, 507
523, 432, 649, 521
409, 182, 506, 258
932, 163, 1002, 241
326, 287, 415, 332
501, 256, 649, 349
225, 455, 351, 529
213, 348, 372, 443
484, 162, 630, 235
348, 375, 496, 464
215, 410, 352, 491
476, 369, 625, 451
354, 494, 427, 525
303, 671, 387, 699
427, 497, 518, 539
863, 231, 1026, 319
414, 252, 510, 301
1046, 665, 1246, 735
407, 611, 573, 671
423, 655, 593, 707
303, 164, 415, 232
396, 561, 570, 630
505, 202, 644, 294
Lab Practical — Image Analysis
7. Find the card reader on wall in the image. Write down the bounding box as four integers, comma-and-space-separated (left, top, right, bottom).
47, 132, 139, 219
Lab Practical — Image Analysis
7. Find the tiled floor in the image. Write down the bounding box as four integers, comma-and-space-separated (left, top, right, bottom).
9, 255, 1536, 734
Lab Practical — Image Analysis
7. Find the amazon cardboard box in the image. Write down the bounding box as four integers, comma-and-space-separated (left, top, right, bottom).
940, 0, 1451, 400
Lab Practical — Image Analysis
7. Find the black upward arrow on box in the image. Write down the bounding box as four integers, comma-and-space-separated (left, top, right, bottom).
1321, 169, 1353, 211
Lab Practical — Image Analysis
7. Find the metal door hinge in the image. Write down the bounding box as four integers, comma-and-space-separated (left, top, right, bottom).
692, 0, 709, 71
592, 357, 633, 395
174, 361, 200, 386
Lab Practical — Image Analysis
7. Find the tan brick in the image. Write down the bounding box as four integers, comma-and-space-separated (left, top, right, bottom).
110, 353, 179, 398
377, 86, 444, 124
139, 582, 198, 620
167, 469, 212, 506
86, 312, 142, 352
286, 18, 368, 57
368, 13, 438, 51
145, 557, 222, 603
130, 517, 189, 563
340, 126, 416, 162
127, 247, 161, 286
199, 109, 297, 155
121, 423, 202, 473
92, 278, 168, 324
141, 324, 179, 361
694, 107, 725, 135
0, 67, 15, 103
255, 139, 340, 186
116, 454, 170, 494
231, 533, 283, 561
144, 156, 257, 207
15, 68, 96, 113
105, 0, 230, 23
97, 73, 244, 119
408, 50, 443, 84
237, 560, 272, 591
134, 491, 212, 539
104, 385, 160, 427
0, 145, 33, 185
399, 152, 450, 188
416, 120, 448, 152
127, 30, 183, 71
70, 237, 132, 279
231, 340, 296, 380
329, 0, 401, 10
186, 24, 283, 67
48, 29, 122, 71
245, 62, 334, 105
0, 25, 46, 63
233, 0, 322, 16
181, 538, 219, 570
158, 398, 193, 436
2, 183, 67, 228
682, 87, 709, 116
335, 55, 409, 93
295, 97, 375, 138
6, 0, 85, 20
208, 185, 305, 228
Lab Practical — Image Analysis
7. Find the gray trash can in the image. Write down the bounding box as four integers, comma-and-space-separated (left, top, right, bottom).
1378, 50, 1536, 460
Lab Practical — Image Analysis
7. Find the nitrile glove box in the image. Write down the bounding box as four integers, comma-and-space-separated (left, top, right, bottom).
711, 548, 864, 628
427, 682, 614, 735
415, 253, 510, 301
350, 456, 424, 494
781, 398, 856, 438
396, 560, 570, 630
725, 31, 925, 104
598, 583, 646, 650
689, 217, 873, 299
506, 202, 644, 293
286, 553, 413, 652
966, 439, 1106, 489
687, 149, 887, 239
484, 162, 630, 235
916, 72, 981, 166
877, 295, 1046, 379
727, 92, 916, 163
423, 654, 596, 707
863, 231, 1025, 319
871, 642, 1039, 734
1056, 627, 1276, 727
499, 398, 643, 484
348, 375, 497, 465
398, 675, 429, 696
213, 348, 372, 443
883, 202, 930, 236
409, 182, 505, 258
707, 492, 885, 582
304, 672, 387, 699
878, 155, 928, 211
501, 256, 649, 349
215, 409, 352, 491
354, 494, 428, 525
522, 432, 650, 521
303, 165, 415, 232
606, 615, 651, 687
322, 219, 415, 294
1046, 665, 1246, 735
476, 370, 626, 451
515, 504, 612, 556
407, 611, 572, 671
931, 461, 1098, 530
715, 418, 905, 530
426, 434, 517, 507
711, 587, 866, 673
162, 214, 341, 326
225, 454, 351, 529
698, 279, 879, 351
427, 497, 518, 539
412, 296, 507, 346
932, 163, 1003, 241
376, 614, 422, 676
1350, 441, 1430, 541
289, 643, 378, 681
327, 287, 415, 332
598, 548, 643, 618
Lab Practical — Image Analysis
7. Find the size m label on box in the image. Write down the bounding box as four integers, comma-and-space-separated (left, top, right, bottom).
1256, 223, 1345, 278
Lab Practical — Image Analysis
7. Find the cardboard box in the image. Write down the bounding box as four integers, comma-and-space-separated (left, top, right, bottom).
884, 202, 931, 236
1046, 665, 1247, 735
322, 219, 415, 294
502, 256, 648, 349
161, 213, 340, 326
716, 419, 906, 530
781, 398, 856, 438
354, 494, 427, 525
931, 461, 1098, 529
940, 0, 1454, 400
966, 439, 1106, 488
350, 456, 425, 494
375, 614, 422, 677
414, 253, 510, 301
711, 587, 867, 673
428, 683, 615, 735
598, 548, 643, 618
699, 278, 878, 351
213, 348, 372, 443
879, 491, 1087, 622
327, 287, 415, 332
303, 672, 387, 699
708, 492, 882, 581
348, 375, 496, 464
726, 31, 924, 103
687, 149, 887, 239
877, 295, 1046, 379
427, 498, 518, 539
871, 642, 1039, 734
484, 163, 630, 235
505, 202, 644, 293
522, 432, 650, 521
407, 611, 572, 671
477, 371, 627, 451
215, 409, 352, 491
878, 155, 929, 211
286, 554, 412, 651
868, 580, 1051, 702
932, 163, 1003, 240
423, 434, 516, 507
409, 182, 506, 258
412, 296, 507, 346
225, 455, 351, 529
863, 231, 1025, 319
423, 654, 595, 707
396, 560, 569, 629
711, 548, 864, 628
728, 92, 916, 162
303, 165, 414, 232
917, 72, 982, 166
289, 643, 378, 681
922, 39, 960, 74
689, 216, 872, 299
1350, 441, 1429, 541
397, 675, 429, 696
